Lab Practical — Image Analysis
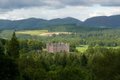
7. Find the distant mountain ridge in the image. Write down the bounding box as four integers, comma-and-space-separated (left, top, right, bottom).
0, 15, 120, 30
0, 17, 82, 30
83, 15, 120, 27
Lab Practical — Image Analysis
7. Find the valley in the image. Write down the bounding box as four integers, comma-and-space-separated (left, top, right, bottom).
0, 27, 120, 53
0, 0, 120, 80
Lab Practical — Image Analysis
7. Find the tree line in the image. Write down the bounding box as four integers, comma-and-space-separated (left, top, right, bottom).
0, 32, 120, 80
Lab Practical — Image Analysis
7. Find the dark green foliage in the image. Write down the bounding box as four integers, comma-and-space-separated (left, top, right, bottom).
58, 66, 85, 80
87, 48, 120, 80
6, 32, 20, 58
80, 54, 88, 66
1, 39, 120, 80
0, 38, 6, 45
0, 38, 6, 56
19, 40, 44, 53
0, 56, 19, 80
0, 39, 20, 80
0, 41, 4, 56
70, 44, 77, 52
17, 46, 120, 80
0, 29, 120, 80
27, 40, 43, 51
18, 52, 90, 80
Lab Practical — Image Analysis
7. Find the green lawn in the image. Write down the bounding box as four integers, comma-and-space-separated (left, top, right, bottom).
76, 45, 89, 52
16, 30, 48, 36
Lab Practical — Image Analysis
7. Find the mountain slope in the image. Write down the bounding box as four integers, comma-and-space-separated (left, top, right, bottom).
13, 18, 48, 29
0, 17, 82, 30
48, 17, 81, 26
0, 15, 120, 30
83, 15, 120, 27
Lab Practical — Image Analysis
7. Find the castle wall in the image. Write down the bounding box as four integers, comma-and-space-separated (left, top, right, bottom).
46, 43, 69, 53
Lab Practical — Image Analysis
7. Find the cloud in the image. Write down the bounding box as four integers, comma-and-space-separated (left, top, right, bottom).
91, 0, 120, 6
0, 0, 120, 11
0, 0, 119, 20
0, 0, 45, 9
0, 6, 120, 21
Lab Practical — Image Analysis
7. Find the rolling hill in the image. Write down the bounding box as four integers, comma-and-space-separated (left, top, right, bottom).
83, 15, 120, 27
0, 17, 82, 30
0, 15, 120, 30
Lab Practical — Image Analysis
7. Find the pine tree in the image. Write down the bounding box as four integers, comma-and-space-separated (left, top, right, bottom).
0, 41, 4, 56
81, 54, 88, 66
7, 32, 20, 59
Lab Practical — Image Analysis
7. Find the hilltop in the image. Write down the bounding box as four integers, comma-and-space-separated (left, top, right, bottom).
0, 15, 120, 30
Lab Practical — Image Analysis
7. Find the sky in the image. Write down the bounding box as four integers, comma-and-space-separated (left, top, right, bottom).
0, 0, 120, 21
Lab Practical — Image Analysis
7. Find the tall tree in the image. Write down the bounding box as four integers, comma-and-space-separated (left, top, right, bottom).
7, 32, 20, 59
0, 41, 4, 56
81, 54, 88, 66
0, 38, 19, 80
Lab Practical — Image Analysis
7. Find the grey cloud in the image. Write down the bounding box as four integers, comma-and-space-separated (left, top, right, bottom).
90, 0, 120, 6
60, 0, 90, 6
101, 1, 120, 6
0, 0, 120, 11
0, 0, 46, 9
60, 0, 120, 7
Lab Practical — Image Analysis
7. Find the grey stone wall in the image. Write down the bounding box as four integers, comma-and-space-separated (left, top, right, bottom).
46, 43, 69, 53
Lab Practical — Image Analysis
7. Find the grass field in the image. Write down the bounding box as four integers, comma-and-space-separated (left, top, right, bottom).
76, 45, 89, 52
0, 29, 72, 39
16, 30, 72, 36
16, 30, 48, 36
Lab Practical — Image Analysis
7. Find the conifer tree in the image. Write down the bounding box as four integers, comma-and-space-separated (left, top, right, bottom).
0, 41, 4, 56
81, 54, 88, 66
7, 32, 20, 59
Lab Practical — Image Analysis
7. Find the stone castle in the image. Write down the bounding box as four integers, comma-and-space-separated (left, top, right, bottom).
46, 42, 69, 53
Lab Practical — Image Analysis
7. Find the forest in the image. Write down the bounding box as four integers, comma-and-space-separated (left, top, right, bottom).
0, 28, 120, 80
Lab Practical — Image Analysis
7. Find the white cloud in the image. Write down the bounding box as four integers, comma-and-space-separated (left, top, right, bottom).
0, 0, 120, 11
0, 5, 120, 21
89, 5, 120, 18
